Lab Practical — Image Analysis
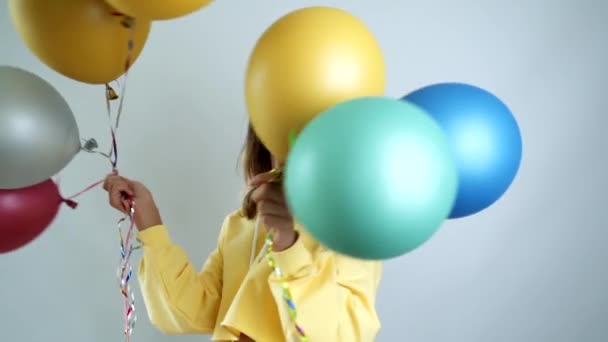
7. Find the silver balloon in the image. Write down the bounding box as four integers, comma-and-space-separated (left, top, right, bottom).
0, 66, 81, 189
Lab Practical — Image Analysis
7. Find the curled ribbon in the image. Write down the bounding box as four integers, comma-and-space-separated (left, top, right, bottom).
111, 14, 139, 341
117, 203, 141, 340
264, 232, 309, 342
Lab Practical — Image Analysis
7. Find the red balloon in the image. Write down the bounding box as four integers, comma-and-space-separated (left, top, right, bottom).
0, 179, 63, 253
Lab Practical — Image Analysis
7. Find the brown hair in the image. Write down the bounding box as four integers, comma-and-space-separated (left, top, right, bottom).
240, 124, 273, 219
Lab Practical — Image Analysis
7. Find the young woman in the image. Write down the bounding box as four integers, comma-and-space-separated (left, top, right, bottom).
103, 125, 382, 341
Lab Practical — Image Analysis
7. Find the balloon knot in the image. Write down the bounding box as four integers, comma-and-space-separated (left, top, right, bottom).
81, 138, 99, 152
63, 198, 79, 209
121, 17, 135, 29
105, 84, 119, 100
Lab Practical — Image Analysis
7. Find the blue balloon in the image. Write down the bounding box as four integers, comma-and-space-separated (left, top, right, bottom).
403, 83, 522, 219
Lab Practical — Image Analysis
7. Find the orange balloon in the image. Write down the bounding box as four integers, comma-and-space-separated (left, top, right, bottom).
104, 0, 214, 20
246, 7, 386, 160
9, 0, 151, 84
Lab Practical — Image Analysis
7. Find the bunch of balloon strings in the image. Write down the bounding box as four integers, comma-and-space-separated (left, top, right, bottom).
63, 13, 140, 342
249, 167, 308, 342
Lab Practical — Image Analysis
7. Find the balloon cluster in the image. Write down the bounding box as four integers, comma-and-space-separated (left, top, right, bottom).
245, 7, 523, 260
1, 3, 523, 340
2, 0, 215, 340
1, 0, 217, 252
0, 66, 81, 253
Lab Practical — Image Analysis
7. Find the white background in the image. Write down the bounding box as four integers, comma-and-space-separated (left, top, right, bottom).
1, 0, 607, 341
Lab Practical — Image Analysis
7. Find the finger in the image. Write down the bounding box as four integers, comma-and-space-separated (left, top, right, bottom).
109, 194, 130, 212
109, 180, 133, 198
128, 180, 147, 196
250, 183, 284, 204
257, 200, 289, 217
108, 191, 127, 212
121, 198, 132, 211
103, 175, 131, 193
109, 182, 133, 211
249, 168, 283, 186
109, 189, 124, 209
103, 174, 120, 191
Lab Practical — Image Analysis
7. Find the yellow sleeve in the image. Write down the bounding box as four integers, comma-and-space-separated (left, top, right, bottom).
268, 235, 382, 342
137, 223, 225, 335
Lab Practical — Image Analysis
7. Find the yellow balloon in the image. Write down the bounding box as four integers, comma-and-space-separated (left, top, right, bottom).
104, 0, 214, 20
245, 7, 386, 160
9, 0, 151, 84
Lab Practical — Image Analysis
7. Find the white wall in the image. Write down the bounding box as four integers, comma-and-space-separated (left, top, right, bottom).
1, 0, 607, 341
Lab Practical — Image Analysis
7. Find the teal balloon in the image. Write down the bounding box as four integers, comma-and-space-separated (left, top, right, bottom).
285, 97, 458, 260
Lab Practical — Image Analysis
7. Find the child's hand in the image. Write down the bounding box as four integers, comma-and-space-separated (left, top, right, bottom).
249, 171, 297, 251
103, 175, 163, 231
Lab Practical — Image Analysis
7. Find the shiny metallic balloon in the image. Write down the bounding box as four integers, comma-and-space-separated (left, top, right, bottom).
0, 66, 81, 189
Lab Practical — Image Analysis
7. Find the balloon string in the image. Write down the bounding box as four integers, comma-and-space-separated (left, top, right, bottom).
62, 13, 139, 340
114, 29, 133, 131
59, 12, 139, 341
60, 168, 121, 208
57, 178, 105, 209
264, 231, 308, 342
66, 179, 106, 200
107, 14, 138, 342
50, 11, 139, 342
103, 13, 135, 169
117, 202, 139, 340
253, 168, 308, 341
104, 86, 119, 168
114, 14, 135, 131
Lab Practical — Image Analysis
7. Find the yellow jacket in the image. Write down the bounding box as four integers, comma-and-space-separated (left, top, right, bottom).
137, 210, 382, 341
